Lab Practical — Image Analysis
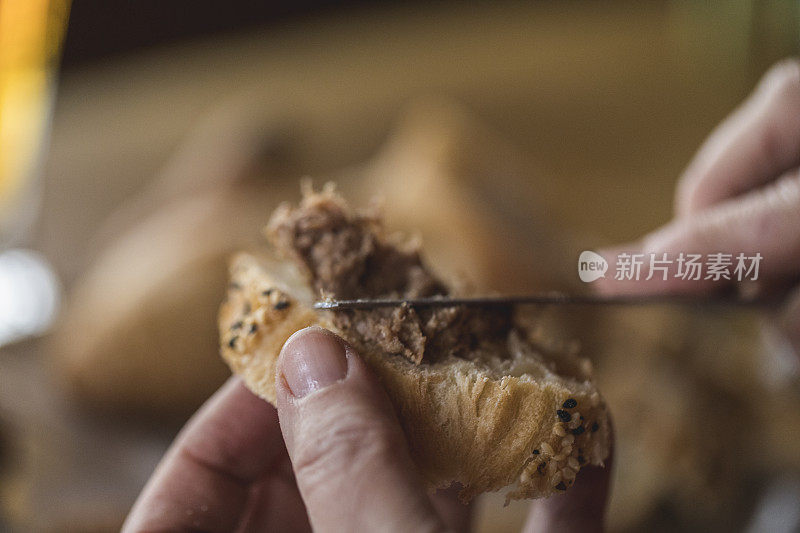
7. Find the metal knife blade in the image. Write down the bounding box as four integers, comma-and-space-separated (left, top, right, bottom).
313, 293, 779, 310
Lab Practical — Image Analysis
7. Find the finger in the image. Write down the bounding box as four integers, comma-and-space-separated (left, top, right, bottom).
123, 377, 288, 533
524, 421, 613, 533
276, 327, 445, 533
597, 170, 800, 296
523, 462, 612, 532
429, 485, 473, 533
676, 59, 800, 215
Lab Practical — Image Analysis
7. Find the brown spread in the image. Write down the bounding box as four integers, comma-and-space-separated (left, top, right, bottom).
267, 188, 512, 364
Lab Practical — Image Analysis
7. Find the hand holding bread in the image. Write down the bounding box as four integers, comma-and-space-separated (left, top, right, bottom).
125, 184, 612, 531
124, 328, 611, 533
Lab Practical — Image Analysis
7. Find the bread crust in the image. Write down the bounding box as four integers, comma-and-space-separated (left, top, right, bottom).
219, 190, 609, 501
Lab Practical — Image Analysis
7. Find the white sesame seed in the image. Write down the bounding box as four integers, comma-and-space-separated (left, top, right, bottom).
553, 425, 566, 437
568, 457, 580, 470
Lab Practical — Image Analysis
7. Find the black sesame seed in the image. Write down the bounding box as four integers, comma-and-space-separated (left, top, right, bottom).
537, 462, 546, 474
248, 323, 258, 334
274, 300, 290, 310
591, 422, 599, 433
562, 398, 578, 409
533, 449, 540, 455
262, 289, 273, 296
571, 426, 585, 436
228, 336, 238, 348
555, 482, 567, 491
578, 455, 586, 464
556, 410, 572, 422
231, 321, 243, 330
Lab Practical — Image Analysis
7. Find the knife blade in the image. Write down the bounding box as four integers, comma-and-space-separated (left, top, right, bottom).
313, 293, 780, 310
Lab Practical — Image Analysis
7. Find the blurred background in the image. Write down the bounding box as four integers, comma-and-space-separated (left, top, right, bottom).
1, 1, 799, 531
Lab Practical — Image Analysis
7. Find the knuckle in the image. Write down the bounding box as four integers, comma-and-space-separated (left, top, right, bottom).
756, 114, 790, 170
760, 58, 800, 105
684, 212, 725, 252
750, 59, 800, 174
292, 417, 398, 485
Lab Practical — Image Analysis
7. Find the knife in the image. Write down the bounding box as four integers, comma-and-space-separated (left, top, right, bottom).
313, 293, 780, 310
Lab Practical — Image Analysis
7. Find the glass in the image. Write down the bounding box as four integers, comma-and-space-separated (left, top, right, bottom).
0, 0, 70, 346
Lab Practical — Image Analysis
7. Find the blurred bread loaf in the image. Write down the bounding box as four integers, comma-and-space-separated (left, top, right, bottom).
354, 98, 576, 294
50, 98, 299, 419
53, 187, 279, 416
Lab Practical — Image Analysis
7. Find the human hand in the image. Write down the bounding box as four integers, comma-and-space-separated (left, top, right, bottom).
123, 327, 611, 532
597, 59, 800, 355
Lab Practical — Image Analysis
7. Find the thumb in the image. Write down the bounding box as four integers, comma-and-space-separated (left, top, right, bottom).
275, 326, 445, 533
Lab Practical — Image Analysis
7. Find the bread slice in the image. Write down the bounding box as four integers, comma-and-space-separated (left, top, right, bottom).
219, 185, 610, 502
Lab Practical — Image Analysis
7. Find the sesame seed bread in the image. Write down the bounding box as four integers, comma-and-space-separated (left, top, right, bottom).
218, 187, 610, 502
